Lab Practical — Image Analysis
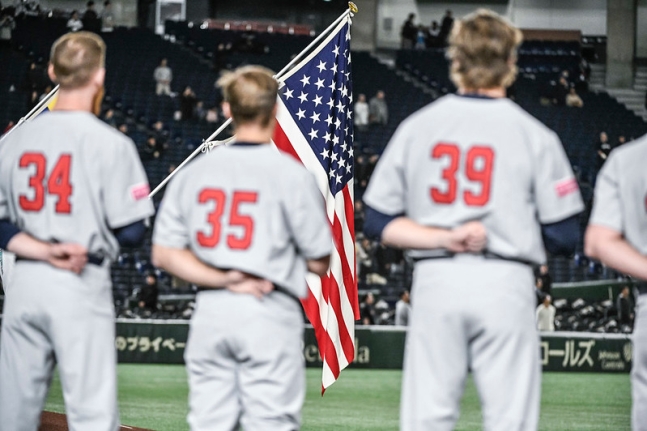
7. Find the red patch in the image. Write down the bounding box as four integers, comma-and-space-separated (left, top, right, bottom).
555, 177, 579, 197
130, 183, 150, 201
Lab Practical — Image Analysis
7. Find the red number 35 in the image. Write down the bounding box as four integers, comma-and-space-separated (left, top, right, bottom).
196, 189, 258, 250
430, 143, 495, 207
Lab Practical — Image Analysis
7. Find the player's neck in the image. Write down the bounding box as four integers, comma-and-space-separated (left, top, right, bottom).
52, 87, 97, 113
458, 87, 506, 99
234, 124, 273, 144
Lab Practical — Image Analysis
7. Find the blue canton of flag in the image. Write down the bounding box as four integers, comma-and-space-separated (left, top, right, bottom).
278, 23, 353, 196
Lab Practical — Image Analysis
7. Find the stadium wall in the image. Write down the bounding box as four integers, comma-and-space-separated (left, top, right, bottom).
1, 319, 625, 372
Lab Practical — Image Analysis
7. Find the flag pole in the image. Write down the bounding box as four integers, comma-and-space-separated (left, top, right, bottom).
0, 84, 60, 144
148, 2, 357, 198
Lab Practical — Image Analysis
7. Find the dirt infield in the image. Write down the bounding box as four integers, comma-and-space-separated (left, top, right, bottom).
39, 411, 153, 431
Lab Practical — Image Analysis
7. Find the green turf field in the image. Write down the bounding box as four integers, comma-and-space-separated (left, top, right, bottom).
44, 365, 630, 430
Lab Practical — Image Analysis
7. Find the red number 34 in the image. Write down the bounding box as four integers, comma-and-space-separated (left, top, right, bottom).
430, 143, 495, 207
196, 189, 258, 250
19, 153, 73, 213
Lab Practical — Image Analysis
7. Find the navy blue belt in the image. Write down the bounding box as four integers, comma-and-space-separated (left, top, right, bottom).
412, 251, 535, 267
16, 253, 105, 266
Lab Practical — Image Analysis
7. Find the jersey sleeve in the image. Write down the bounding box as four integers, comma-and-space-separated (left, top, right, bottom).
103, 138, 155, 228
287, 170, 332, 259
533, 131, 584, 223
589, 152, 622, 232
363, 125, 408, 215
152, 172, 189, 249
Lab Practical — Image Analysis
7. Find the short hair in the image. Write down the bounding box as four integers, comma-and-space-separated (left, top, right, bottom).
50, 31, 106, 89
217, 65, 278, 127
447, 9, 522, 90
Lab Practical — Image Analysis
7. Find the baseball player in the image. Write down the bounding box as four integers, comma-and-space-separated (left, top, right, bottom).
151, 65, 332, 431
585, 136, 647, 430
0, 32, 155, 430
363, 10, 584, 431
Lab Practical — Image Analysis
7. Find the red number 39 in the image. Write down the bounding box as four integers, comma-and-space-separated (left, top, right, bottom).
430, 143, 495, 207
196, 189, 258, 250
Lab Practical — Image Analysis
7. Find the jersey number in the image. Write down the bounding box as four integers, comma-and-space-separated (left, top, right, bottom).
19, 153, 73, 213
196, 189, 258, 250
430, 143, 494, 206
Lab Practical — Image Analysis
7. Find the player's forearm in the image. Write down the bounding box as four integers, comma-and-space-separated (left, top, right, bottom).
382, 217, 451, 250
307, 255, 331, 276
6, 232, 54, 262
151, 245, 234, 288
585, 225, 647, 281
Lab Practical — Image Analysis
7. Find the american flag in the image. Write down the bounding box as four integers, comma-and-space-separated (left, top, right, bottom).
272, 16, 359, 391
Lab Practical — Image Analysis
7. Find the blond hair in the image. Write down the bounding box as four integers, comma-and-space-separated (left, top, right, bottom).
447, 9, 522, 91
217, 65, 278, 127
50, 31, 106, 89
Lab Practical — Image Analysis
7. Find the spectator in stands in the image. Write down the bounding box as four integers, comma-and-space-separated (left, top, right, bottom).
360, 292, 377, 325
617, 135, 627, 147
537, 264, 552, 296
536, 295, 555, 331
142, 135, 164, 159
26, 61, 46, 93
205, 106, 219, 123
354, 200, 365, 233
0, 10, 15, 47
553, 76, 569, 106
102, 108, 117, 127
566, 88, 583, 108
151, 120, 168, 143
154, 58, 172, 96
395, 290, 411, 326
67, 11, 83, 32
400, 13, 416, 49
83, 1, 97, 20
100, 0, 115, 32
427, 21, 440, 48
415, 25, 427, 50
117, 123, 128, 134
180, 86, 197, 120
617, 286, 634, 326
355, 235, 371, 282
138, 273, 159, 312
369, 90, 388, 125
354, 93, 369, 131
194, 100, 206, 121
28, 90, 39, 108
439, 10, 454, 45
596, 131, 611, 175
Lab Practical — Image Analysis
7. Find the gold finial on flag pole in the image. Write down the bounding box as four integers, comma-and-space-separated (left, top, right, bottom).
348, 2, 358, 14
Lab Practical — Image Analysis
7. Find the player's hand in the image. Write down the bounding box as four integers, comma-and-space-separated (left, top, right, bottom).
461, 221, 487, 253
47, 243, 88, 274
446, 221, 487, 253
225, 270, 275, 300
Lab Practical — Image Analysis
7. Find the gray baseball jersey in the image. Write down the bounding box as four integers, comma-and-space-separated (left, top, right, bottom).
0, 111, 154, 431
364, 94, 583, 431
364, 94, 584, 264
153, 143, 331, 298
0, 111, 155, 259
153, 143, 331, 431
589, 136, 647, 431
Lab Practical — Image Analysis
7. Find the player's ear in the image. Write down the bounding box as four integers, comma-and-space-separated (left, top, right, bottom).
222, 102, 231, 120
93, 67, 106, 88
47, 63, 57, 84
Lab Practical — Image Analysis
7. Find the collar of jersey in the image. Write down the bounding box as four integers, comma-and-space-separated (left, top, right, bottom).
457, 93, 497, 100
231, 142, 266, 147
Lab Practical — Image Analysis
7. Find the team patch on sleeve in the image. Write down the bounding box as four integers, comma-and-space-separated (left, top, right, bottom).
555, 177, 579, 197
130, 183, 151, 201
